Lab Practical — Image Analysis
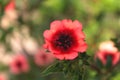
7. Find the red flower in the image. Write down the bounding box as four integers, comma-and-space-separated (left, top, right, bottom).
95, 41, 120, 66
10, 54, 29, 74
96, 51, 119, 66
4, 0, 15, 11
43, 19, 87, 60
34, 48, 55, 66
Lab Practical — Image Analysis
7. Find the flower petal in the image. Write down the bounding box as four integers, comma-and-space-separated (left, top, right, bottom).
75, 31, 85, 39
96, 51, 106, 65
73, 20, 82, 30
112, 52, 120, 65
50, 20, 64, 31
64, 52, 78, 60
79, 43, 87, 52
43, 30, 53, 40
73, 40, 87, 52
10, 62, 20, 74
62, 19, 74, 29
54, 54, 65, 60
5, 0, 15, 11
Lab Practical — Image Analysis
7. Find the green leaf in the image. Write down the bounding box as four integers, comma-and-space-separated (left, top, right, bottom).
41, 62, 61, 76
79, 52, 90, 60
95, 58, 103, 68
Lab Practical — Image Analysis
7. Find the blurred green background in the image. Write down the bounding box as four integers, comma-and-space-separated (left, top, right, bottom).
0, 0, 120, 80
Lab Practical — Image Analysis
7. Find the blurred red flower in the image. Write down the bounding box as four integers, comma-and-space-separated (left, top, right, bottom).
43, 19, 87, 60
0, 74, 6, 80
4, 0, 15, 11
34, 48, 55, 66
10, 54, 29, 74
95, 41, 120, 66
96, 51, 119, 66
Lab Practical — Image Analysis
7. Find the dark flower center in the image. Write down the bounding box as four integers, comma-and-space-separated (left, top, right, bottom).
52, 30, 76, 52
55, 34, 72, 49
16, 61, 22, 68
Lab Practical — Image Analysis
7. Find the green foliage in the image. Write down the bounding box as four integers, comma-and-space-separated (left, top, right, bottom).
111, 38, 120, 50
41, 53, 90, 80
41, 62, 61, 76
0, 0, 120, 80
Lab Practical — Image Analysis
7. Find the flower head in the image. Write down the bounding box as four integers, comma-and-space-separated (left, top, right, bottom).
95, 41, 120, 66
34, 48, 55, 66
43, 19, 87, 60
10, 54, 29, 74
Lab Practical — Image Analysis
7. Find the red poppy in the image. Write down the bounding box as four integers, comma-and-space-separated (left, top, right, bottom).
5, 0, 15, 11
34, 48, 55, 66
43, 19, 87, 60
10, 54, 29, 74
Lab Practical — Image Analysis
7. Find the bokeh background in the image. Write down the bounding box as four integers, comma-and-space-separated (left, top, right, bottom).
0, 0, 120, 80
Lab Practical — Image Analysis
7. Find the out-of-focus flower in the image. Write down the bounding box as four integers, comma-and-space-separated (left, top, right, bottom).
43, 19, 87, 60
0, 73, 7, 80
99, 41, 118, 52
0, 54, 13, 65
9, 30, 38, 54
0, 44, 13, 65
9, 54, 29, 74
4, 0, 15, 11
22, 37, 38, 55
9, 31, 23, 53
1, 0, 18, 29
34, 47, 55, 66
95, 41, 120, 66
